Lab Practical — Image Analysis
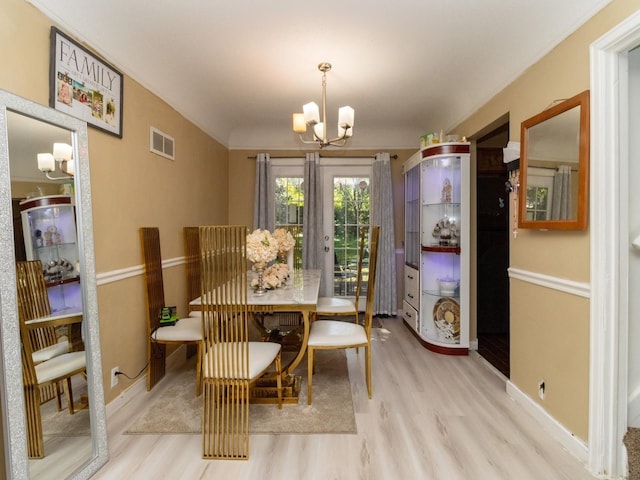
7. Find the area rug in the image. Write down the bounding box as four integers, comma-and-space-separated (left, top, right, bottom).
125, 349, 356, 435
625, 427, 640, 480
40, 382, 91, 437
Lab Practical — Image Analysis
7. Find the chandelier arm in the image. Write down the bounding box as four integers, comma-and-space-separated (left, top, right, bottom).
321, 70, 327, 144
44, 172, 73, 181
298, 134, 323, 145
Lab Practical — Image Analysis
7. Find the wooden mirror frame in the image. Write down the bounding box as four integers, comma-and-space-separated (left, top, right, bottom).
518, 90, 590, 230
0, 89, 108, 479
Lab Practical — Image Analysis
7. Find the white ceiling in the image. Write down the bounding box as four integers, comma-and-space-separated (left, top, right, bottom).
27, 0, 612, 151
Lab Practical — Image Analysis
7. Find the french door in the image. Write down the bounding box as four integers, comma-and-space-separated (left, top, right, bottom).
321, 164, 371, 303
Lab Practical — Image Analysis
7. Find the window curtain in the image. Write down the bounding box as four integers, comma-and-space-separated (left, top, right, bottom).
302, 152, 326, 294
551, 165, 571, 220
253, 153, 274, 230
371, 153, 397, 316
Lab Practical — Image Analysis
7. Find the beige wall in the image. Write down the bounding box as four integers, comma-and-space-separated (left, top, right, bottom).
1, 0, 229, 419
454, 0, 640, 442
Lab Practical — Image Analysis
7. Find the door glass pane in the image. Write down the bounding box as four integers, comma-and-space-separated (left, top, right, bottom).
333, 177, 370, 296
274, 176, 303, 268
275, 176, 303, 227
526, 185, 549, 221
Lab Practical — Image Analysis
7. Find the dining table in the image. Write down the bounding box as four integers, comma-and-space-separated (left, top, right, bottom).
25, 309, 84, 352
189, 268, 321, 403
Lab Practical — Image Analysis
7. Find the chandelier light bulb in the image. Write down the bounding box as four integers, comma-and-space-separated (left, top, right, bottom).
313, 123, 324, 140
303, 102, 320, 125
53, 142, 72, 161
37, 153, 55, 172
292, 113, 307, 133
338, 106, 354, 129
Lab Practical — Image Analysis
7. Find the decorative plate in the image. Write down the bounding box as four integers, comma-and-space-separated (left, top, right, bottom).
432, 297, 460, 341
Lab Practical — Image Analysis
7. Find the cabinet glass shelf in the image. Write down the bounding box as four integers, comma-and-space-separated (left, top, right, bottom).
424, 289, 459, 298
422, 245, 460, 253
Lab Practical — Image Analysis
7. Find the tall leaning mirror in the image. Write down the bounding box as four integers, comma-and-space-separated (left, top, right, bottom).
0, 89, 107, 479
519, 90, 590, 230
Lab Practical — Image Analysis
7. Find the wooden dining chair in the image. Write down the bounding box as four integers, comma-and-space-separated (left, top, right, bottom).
306, 226, 380, 405
16, 260, 86, 458
140, 227, 203, 395
199, 225, 282, 460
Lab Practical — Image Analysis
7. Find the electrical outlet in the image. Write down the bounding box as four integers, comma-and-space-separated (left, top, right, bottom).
111, 366, 120, 388
538, 379, 545, 399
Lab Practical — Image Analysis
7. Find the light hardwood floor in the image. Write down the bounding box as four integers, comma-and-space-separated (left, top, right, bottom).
93, 318, 596, 480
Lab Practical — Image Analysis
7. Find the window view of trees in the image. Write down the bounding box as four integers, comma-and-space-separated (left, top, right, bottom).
333, 177, 370, 296
274, 177, 303, 227
273, 174, 371, 297
526, 186, 549, 220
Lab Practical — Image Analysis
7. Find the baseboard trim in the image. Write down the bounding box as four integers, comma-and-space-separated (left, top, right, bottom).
105, 345, 188, 419
506, 380, 589, 465
105, 375, 146, 419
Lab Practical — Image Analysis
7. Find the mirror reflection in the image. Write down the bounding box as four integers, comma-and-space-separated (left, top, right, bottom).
7, 111, 92, 478
519, 90, 589, 230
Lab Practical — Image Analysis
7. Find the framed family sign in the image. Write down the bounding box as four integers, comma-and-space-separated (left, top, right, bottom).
49, 27, 124, 138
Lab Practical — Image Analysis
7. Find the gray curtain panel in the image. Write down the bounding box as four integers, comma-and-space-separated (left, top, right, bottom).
371, 153, 397, 316
253, 153, 274, 230
302, 152, 326, 295
551, 165, 571, 220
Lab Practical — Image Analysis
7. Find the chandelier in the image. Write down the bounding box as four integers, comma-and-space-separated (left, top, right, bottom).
292, 62, 354, 148
37, 142, 74, 180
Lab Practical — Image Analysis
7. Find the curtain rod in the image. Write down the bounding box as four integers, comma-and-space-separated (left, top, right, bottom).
247, 154, 398, 160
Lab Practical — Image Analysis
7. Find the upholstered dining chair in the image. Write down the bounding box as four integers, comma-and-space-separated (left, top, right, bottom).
140, 227, 203, 395
16, 260, 87, 458
199, 225, 282, 460
306, 225, 380, 405
313, 226, 368, 324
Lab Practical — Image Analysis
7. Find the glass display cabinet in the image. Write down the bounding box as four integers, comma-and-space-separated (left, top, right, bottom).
402, 151, 421, 333
20, 194, 81, 312
402, 143, 469, 354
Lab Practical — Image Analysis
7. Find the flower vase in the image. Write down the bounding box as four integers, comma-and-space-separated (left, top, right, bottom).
278, 249, 294, 271
254, 262, 267, 296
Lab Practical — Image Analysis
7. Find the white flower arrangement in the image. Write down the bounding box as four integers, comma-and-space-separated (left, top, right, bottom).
251, 263, 290, 289
246, 229, 279, 266
272, 228, 295, 254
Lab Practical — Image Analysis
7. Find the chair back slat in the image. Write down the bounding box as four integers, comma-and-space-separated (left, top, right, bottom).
199, 225, 249, 374
363, 226, 380, 334
16, 261, 57, 393
284, 225, 302, 270
140, 227, 167, 389
354, 227, 367, 313
199, 225, 252, 459
184, 226, 201, 307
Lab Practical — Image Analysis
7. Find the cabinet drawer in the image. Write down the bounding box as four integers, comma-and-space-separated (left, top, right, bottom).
402, 300, 419, 332
404, 265, 419, 309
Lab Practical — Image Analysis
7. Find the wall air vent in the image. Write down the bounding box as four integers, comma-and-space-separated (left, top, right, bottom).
150, 126, 175, 160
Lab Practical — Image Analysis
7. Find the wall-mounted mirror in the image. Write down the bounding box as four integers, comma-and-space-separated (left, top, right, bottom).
519, 90, 590, 230
0, 89, 107, 479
